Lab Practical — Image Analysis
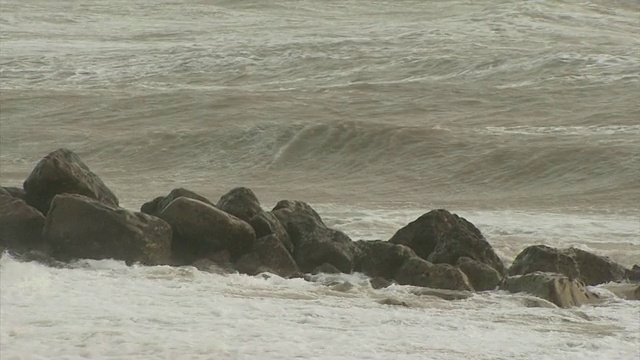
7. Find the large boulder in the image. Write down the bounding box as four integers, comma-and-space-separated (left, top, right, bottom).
23, 148, 118, 214
272, 200, 357, 273
140, 188, 213, 216
0, 195, 46, 253
236, 234, 299, 278
159, 197, 255, 263
509, 245, 629, 286
501, 272, 600, 308
389, 209, 505, 275
2, 186, 26, 201
353, 240, 417, 279
43, 194, 172, 265
456, 256, 503, 291
395, 256, 474, 291
216, 187, 262, 223
249, 211, 293, 254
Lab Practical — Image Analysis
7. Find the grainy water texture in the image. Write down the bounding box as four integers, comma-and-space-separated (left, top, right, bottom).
1, 0, 639, 359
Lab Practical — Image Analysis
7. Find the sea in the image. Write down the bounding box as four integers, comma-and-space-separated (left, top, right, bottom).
0, 0, 639, 359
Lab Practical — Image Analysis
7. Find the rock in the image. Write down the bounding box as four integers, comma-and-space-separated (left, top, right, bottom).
370, 277, 393, 289
23, 148, 118, 214
253, 234, 299, 278
501, 272, 600, 308
312, 263, 341, 275
378, 298, 409, 307
410, 287, 474, 301
159, 197, 255, 263
249, 211, 294, 254
43, 194, 172, 265
600, 283, 640, 301
353, 240, 417, 279
456, 256, 503, 291
395, 256, 474, 291
389, 209, 505, 275
272, 200, 356, 273
563, 247, 627, 286
509, 245, 630, 286
2, 187, 26, 201
140, 188, 213, 216
236, 252, 272, 276
191, 258, 234, 275
0, 195, 46, 253
627, 265, 640, 282
216, 187, 262, 223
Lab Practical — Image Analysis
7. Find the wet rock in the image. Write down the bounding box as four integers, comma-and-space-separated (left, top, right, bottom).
370, 277, 393, 289
627, 265, 640, 282
253, 234, 299, 278
456, 256, 503, 291
159, 197, 255, 263
389, 209, 505, 275
2, 186, 26, 201
312, 263, 341, 275
410, 287, 473, 301
600, 283, 640, 301
249, 211, 293, 254
272, 200, 357, 273
353, 240, 417, 279
191, 258, 235, 275
395, 256, 474, 291
44, 194, 172, 265
140, 188, 213, 217
501, 272, 600, 308
0, 195, 46, 253
378, 298, 409, 307
216, 187, 262, 223
23, 148, 118, 214
509, 245, 629, 286
236, 252, 273, 276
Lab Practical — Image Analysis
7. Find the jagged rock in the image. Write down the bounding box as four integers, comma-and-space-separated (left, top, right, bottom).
509, 245, 630, 286
312, 263, 341, 275
272, 200, 356, 273
2, 187, 26, 201
353, 240, 416, 279
43, 194, 172, 265
216, 187, 262, 223
249, 211, 293, 254
23, 148, 118, 214
140, 188, 213, 216
389, 209, 505, 275
0, 195, 46, 253
395, 256, 474, 291
159, 197, 255, 263
501, 272, 600, 308
563, 247, 627, 286
456, 256, 503, 291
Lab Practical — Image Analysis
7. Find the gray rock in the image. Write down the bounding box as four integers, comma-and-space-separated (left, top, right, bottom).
353, 240, 417, 279
312, 263, 342, 275
140, 188, 213, 216
249, 211, 293, 254
501, 272, 600, 308
456, 256, 503, 291
395, 256, 474, 291
2, 187, 26, 201
0, 195, 46, 253
216, 187, 262, 223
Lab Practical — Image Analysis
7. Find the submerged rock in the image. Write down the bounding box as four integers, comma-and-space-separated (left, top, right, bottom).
237, 234, 299, 278
159, 197, 255, 263
501, 272, 600, 308
395, 256, 474, 291
389, 209, 505, 275
0, 195, 46, 253
140, 188, 213, 217
44, 194, 172, 265
23, 148, 118, 214
353, 240, 417, 280
216, 187, 262, 223
272, 200, 357, 273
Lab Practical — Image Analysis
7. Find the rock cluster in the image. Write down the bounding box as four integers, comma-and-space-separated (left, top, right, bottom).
2, 148, 637, 308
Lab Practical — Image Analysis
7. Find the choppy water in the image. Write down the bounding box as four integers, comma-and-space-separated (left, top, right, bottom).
1, 0, 639, 358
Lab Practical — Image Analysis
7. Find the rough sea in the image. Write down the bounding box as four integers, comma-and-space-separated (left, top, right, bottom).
1, 0, 639, 359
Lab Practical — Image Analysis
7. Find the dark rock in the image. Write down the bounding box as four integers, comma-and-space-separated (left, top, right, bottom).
410, 287, 474, 301
353, 240, 416, 279
23, 148, 118, 214
252, 234, 299, 278
44, 194, 172, 265
249, 211, 293, 254
563, 247, 627, 286
627, 265, 640, 282
272, 200, 356, 273
236, 252, 272, 276
378, 298, 409, 306
395, 256, 473, 291
0, 195, 46, 253
159, 197, 255, 263
501, 271, 600, 308
456, 256, 503, 291
389, 209, 505, 275
2, 187, 27, 201
312, 263, 342, 275
370, 277, 393, 289
191, 258, 234, 275
216, 187, 262, 223
509, 245, 630, 286
140, 188, 213, 216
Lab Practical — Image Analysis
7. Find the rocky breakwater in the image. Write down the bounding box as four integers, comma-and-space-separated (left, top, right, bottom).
2, 148, 638, 308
